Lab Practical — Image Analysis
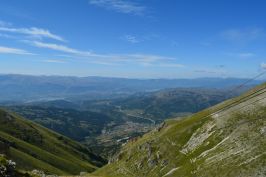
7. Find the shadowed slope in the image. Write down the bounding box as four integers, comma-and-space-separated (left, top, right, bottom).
0, 108, 106, 175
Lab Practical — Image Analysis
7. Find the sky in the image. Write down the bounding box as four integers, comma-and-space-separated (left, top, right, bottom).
0, 0, 266, 79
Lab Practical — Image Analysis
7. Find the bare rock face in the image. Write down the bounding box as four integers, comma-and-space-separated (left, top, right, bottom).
0, 155, 60, 177
29, 170, 59, 177
0, 156, 16, 177
31, 170, 46, 177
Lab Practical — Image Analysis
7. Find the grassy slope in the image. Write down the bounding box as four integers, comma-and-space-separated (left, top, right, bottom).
93, 83, 266, 177
0, 109, 106, 175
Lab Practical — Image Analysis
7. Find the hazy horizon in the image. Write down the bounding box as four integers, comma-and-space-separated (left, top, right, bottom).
0, 72, 265, 80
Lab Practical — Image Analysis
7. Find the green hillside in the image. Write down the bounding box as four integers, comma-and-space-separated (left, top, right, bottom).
0, 108, 106, 176
93, 83, 266, 177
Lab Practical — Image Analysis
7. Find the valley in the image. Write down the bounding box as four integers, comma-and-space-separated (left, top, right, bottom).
2, 86, 241, 159
0, 79, 264, 177
1, 1, 265, 176
0, 80, 264, 177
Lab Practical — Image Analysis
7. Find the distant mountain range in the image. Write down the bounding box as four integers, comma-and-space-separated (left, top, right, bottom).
0, 74, 262, 102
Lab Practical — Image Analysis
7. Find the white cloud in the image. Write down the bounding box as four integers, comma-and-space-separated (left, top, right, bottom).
123, 35, 139, 43
32, 41, 91, 55
0, 21, 183, 69
0, 46, 34, 55
122, 54, 175, 63
30, 41, 176, 65
89, 0, 146, 15
0, 26, 65, 42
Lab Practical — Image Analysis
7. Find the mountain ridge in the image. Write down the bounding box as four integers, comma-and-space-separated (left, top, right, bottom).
0, 74, 261, 102
93, 83, 266, 177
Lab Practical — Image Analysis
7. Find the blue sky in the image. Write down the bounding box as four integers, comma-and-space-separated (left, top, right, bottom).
0, 0, 266, 78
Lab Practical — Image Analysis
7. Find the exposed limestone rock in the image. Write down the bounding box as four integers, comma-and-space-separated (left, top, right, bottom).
0, 157, 16, 177
181, 121, 216, 154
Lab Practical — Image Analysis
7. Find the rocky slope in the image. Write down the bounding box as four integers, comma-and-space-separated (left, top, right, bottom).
93, 83, 266, 177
